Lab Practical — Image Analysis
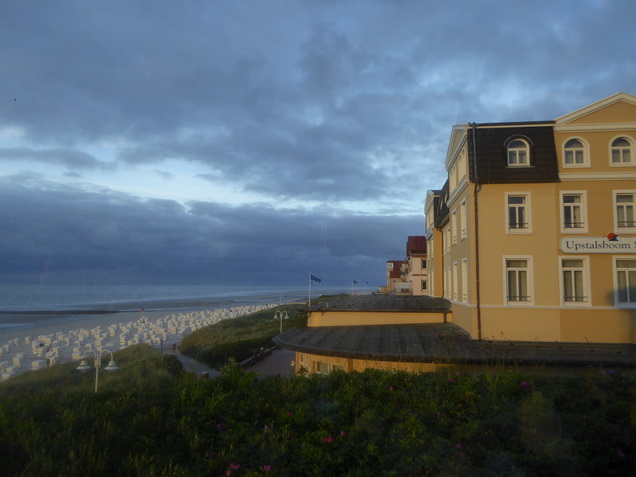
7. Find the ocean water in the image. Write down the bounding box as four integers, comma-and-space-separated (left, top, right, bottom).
0, 283, 349, 334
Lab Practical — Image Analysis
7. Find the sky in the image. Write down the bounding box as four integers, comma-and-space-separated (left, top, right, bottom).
1, 0, 635, 287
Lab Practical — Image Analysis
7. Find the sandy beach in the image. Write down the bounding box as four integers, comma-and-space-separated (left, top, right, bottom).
0, 304, 278, 381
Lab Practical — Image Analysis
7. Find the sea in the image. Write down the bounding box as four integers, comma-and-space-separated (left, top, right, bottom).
0, 283, 350, 337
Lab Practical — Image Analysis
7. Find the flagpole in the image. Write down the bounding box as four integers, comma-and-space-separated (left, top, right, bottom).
308, 273, 312, 307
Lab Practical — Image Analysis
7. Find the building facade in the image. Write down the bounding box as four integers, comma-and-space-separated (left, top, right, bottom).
426, 93, 636, 344
385, 260, 410, 293
407, 236, 428, 295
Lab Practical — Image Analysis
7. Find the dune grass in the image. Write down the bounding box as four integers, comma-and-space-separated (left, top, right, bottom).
179, 296, 344, 367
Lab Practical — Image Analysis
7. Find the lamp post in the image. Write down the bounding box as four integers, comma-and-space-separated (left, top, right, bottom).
273, 311, 289, 334
76, 349, 119, 393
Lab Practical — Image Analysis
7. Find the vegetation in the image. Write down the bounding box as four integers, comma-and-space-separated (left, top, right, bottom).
179, 296, 344, 367
0, 298, 634, 476
0, 351, 634, 476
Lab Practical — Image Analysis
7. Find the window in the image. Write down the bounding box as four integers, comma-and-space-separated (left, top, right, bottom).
506, 193, 531, 232
444, 267, 451, 299
561, 258, 588, 304
451, 209, 458, 245
505, 258, 531, 303
611, 137, 633, 165
444, 227, 451, 254
615, 193, 635, 230
452, 262, 459, 301
422, 280, 427, 291
461, 258, 468, 303
507, 139, 530, 166
315, 361, 329, 374
460, 200, 467, 239
561, 192, 587, 232
421, 259, 427, 269
563, 138, 587, 167
615, 259, 636, 305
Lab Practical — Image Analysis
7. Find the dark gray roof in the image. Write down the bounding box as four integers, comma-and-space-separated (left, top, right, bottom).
310, 294, 451, 313
468, 123, 560, 184
274, 323, 636, 368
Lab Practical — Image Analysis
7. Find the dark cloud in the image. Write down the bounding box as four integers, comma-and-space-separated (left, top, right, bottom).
0, 0, 634, 284
0, 177, 419, 285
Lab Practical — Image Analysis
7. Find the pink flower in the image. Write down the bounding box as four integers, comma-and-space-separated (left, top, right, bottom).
389, 386, 395, 391
225, 471, 232, 476
455, 443, 462, 449
323, 435, 334, 443
340, 430, 346, 436
520, 381, 532, 391
230, 463, 240, 470
448, 377, 456, 384
263, 464, 272, 471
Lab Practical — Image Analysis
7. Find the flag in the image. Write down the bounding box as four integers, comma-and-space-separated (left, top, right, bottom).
352, 280, 357, 284
311, 274, 321, 284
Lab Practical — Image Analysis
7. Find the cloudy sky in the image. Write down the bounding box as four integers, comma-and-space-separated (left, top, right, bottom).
1, 1, 634, 287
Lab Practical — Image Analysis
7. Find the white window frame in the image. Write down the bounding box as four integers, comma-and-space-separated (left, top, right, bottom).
460, 199, 467, 240
452, 262, 459, 301
558, 256, 591, 307
507, 139, 530, 167
614, 191, 636, 232
444, 227, 451, 254
461, 257, 469, 303
609, 135, 635, 166
613, 256, 636, 308
505, 192, 532, 234
560, 191, 588, 234
503, 256, 534, 306
562, 137, 589, 168
451, 209, 458, 245
444, 267, 451, 299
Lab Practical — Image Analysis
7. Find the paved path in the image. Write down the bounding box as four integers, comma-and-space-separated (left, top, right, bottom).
243, 348, 295, 377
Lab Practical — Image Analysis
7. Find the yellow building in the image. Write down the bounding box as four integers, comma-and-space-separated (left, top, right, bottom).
428, 92, 636, 344
275, 93, 636, 375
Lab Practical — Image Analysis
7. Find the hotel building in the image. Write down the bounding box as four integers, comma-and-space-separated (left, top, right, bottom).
275, 93, 636, 376
426, 92, 636, 344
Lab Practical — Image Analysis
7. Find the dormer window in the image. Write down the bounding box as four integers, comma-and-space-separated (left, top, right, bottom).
611, 137, 633, 165
507, 139, 530, 166
564, 138, 587, 166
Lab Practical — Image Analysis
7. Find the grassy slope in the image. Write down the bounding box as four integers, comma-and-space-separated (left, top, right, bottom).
178, 296, 345, 367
